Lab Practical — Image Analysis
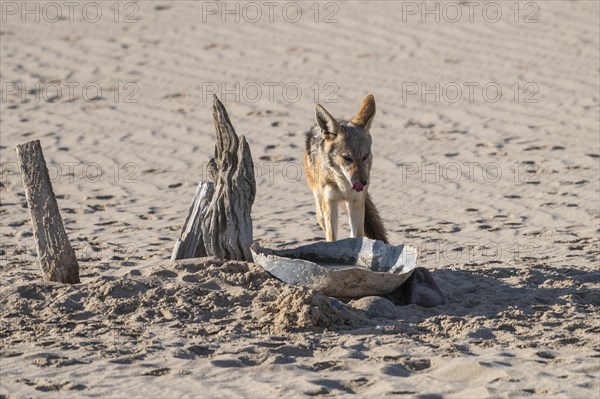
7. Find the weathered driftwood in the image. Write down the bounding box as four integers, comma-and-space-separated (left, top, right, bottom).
15, 140, 80, 283
173, 95, 256, 261
202, 95, 256, 261
171, 181, 214, 261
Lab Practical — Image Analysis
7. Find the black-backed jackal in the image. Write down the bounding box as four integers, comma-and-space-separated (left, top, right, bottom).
304, 94, 388, 243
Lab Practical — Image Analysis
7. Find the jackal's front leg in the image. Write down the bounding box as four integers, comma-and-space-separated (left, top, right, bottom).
322, 199, 339, 242
312, 191, 325, 233
346, 197, 366, 238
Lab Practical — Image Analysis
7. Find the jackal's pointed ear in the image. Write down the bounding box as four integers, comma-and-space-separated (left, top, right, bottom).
315, 104, 339, 140
351, 94, 376, 131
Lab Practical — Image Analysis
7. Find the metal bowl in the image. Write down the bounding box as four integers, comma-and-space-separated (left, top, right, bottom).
251, 238, 418, 298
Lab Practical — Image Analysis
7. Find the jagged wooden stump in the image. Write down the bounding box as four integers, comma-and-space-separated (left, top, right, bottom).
172, 95, 256, 261
15, 140, 80, 283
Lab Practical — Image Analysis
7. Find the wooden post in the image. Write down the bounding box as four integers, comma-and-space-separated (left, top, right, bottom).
15, 140, 80, 283
172, 96, 256, 262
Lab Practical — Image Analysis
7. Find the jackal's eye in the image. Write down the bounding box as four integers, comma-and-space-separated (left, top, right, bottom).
342, 155, 353, 163
362, 153, 370, 160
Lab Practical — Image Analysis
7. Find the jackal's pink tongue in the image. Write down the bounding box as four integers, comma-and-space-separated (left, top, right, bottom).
352, 182, 364, 192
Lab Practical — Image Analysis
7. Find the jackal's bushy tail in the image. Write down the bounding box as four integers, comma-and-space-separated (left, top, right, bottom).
365, 193, 388, 244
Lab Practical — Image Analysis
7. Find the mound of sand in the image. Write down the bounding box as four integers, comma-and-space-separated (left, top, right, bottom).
0, 258, 367, 350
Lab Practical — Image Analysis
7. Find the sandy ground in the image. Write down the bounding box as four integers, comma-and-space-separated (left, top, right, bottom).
1, 1, 599, 398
